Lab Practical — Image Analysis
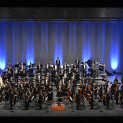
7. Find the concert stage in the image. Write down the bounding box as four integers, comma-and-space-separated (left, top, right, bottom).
0, 74, 122, 117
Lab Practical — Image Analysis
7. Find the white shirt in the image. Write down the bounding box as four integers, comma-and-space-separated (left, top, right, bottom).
55, 65, 57, 70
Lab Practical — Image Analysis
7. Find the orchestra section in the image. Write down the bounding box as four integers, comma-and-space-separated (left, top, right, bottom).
0, 57, 123, 116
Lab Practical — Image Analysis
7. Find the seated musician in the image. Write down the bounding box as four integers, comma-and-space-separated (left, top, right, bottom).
38, 90, 44, 109
114, 76, 118, 84
0, 87, 3, 104
22, 67, 27, 79
9, 89, 14, 110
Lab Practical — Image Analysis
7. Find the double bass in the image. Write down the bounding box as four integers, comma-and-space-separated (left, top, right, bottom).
67, 89, 72, 100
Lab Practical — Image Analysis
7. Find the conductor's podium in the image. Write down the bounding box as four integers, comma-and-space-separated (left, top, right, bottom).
52, 103, 65, 111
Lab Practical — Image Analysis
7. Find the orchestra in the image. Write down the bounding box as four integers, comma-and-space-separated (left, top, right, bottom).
0, 57, 122, 112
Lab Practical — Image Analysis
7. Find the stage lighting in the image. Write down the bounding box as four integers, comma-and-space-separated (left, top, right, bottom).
0, 63, 6, 70
111, 60, 118, 70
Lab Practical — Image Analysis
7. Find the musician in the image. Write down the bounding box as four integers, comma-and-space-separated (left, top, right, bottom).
103, 91, 106, 106
90, 91, 93, 109
14, 67, 19, 82
51, 68, 56, 81
33, 84, 37, 99
37, 62, 42, 73
22, 66, 27, 79
46, 61, 50, 72
91, 61, 96, 77
75, 90, 80, 109
119, 92, 122, 107
7, 68, 12, 81
47, 86, 53, 103
56, 57, 60, 67
37, 73, 41, 81
9, 89, 14, 110
75, 57, 80, 68
106, 89, 110, 109
38, 90, 44, 109
5, 84, 9, 102
82, 62, 87, 77
29, 62, 33, 73
25, 92, 29, 110
67, 88, 72, 103
121, 76, 123, 84
57, 89, 63, 106
93, 83, 97, 99
54, 62, 58, 72
114, 76, 118, 84
99, 84, 102, 101
63, 62, 67, 72
115, 87, 119, 104
0, 87, 3, 104
13, 88, 17, 106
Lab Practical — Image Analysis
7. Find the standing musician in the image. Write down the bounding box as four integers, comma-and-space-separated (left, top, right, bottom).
37, 62, 42, 73
90, 91, 93, 109
56, 57, 60, 68
98, 83, 102, 101
63, 62, 68, 72
75, 90, 80, 109
38, 90, 44, 109
103, 90, 106, 106
14, 67, 19, 82
47, 86, 53, 103
57, 89, 63, 106
93, 83, 97, 99
82, 62, 87, 77
67, 88, 72, 103
115, 87, 119, 104
25, 92, 29, 110
119, 92, 123, 108
9, 89, 14, 110
13, 88, 18, 106
75, 57, 80, 69
106, 89, 110, 109
0, 87, 3, 104
46, 61, 50, 72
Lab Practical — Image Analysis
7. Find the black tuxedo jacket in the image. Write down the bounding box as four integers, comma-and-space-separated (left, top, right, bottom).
56, 60, 60, 66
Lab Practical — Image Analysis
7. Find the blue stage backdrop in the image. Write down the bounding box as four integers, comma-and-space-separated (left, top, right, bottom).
0, 21, 122, 73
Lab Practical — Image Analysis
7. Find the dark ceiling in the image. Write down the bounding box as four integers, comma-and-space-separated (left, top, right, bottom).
0, 0, 123, 7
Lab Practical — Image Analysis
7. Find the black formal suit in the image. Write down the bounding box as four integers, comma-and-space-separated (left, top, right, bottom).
10, 92, 14, 110
38, 93, 43, 109
90, 94, 93, 109
82, 64, 87, 76
37, 64, 42, 72
75, 59, 80, 68
45, 64, 50, 71
57, 91, 63, 106
106, 93, 110, 109
56, 59, 60, 67
76, 93, 80, 109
